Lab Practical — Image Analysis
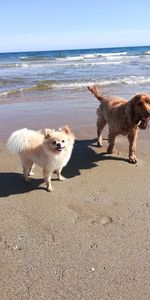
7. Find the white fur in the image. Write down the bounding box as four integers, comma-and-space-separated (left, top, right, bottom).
7, 126, 75, 192
7, 128, 43, 153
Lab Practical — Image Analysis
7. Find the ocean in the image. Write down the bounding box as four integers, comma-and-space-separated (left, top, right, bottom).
0, 45, 150, 97
0, 45, 150, 141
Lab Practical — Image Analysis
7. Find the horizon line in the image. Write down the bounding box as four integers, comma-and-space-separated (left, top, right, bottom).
0, 44, 150, 55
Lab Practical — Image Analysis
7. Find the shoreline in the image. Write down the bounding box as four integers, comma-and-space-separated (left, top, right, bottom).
0, 88, 97, 142
0, 88, 150, 142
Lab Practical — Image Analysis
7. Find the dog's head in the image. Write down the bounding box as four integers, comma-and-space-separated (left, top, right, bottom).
129, 94, 150, 129
43, 126, 75, 153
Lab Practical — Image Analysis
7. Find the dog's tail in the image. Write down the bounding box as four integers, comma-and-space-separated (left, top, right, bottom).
7, 128, 38, 153
87, 85, 104, 102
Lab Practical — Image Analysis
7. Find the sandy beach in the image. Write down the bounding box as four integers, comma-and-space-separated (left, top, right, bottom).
0, 88, 150, 300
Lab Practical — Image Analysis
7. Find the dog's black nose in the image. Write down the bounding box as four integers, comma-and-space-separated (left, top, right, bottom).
57, 143, 61, 149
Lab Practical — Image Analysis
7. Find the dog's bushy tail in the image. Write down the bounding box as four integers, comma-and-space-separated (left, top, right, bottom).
87, 85, 104, 102
7, 128, 37, 153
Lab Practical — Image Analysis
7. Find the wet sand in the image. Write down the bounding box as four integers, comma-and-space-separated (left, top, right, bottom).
0, 89, 150, 299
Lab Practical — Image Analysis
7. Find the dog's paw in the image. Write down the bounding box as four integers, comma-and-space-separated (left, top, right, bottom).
59, 175, 65, 181
129, 156, 137, 164
46, 181, 53, 192
47, 186, 53, 192
107, 146, 114, 154
28, 171, 34, 176
97, 141, 103, 147
24, 176, 31, 183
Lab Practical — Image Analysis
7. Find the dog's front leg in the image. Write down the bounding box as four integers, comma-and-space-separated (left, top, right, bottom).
23, 166, 31, 182
28, 162, 35, 176
128, 129, 138, 164
55, 169, 65, 181
43, 168, 53, 192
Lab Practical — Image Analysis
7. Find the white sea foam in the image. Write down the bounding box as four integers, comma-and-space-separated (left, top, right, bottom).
99, 52, 127, 57
54, 52, 127, 62
66, 56, 84, 61
87, 61, 125, 66
20, 56, 27, 59
35, 76, 150, 90
105, 55, 138, 61
45, 61, 127, 68
0, 75, 150, 97
56, 56, 84, 61
21, 63, 29, 68
144, 51, 150, 55
82, 53, 101, 59
55, 54, 100, 61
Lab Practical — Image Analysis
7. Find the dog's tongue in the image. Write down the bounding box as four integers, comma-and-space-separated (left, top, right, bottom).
142, 116, 150, 121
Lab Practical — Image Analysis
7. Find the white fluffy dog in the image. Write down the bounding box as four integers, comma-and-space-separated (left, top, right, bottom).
7, 126, 75, 192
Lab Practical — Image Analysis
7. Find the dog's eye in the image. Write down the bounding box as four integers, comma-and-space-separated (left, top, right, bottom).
53, 141, 56, 145
62, 140, 65, 143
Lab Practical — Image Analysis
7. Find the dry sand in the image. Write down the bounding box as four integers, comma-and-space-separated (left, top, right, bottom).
0, 131, 150, 299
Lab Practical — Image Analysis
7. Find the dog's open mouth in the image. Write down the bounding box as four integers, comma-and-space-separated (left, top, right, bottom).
56, 146, 65, 152
138, 115, 150, 130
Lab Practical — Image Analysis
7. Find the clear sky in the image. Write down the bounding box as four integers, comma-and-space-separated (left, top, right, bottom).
0, 0, 150, 52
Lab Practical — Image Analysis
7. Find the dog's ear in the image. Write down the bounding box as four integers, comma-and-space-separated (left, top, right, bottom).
130, 96, 137, 117
130, 94, 142, 103
42, 128, 53, 139
60, 125, 72, 135
127, 95, 141, 124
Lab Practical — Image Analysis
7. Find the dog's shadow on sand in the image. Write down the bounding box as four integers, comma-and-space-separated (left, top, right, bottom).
63, 138, 128, 179
0, 138, 128, 197
0, 174, 44, 197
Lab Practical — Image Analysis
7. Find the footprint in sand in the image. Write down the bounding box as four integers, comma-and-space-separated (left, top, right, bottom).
68, 202, 113, 226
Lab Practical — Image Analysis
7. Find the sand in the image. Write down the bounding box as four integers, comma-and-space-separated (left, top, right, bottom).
0, 130, 150, 299
0, 90, 150, 299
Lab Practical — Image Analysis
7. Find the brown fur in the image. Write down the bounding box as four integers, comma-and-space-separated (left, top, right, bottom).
88, 85, 150, 163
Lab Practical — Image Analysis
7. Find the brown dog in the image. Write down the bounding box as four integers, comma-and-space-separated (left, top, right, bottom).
88, 85, 150, 163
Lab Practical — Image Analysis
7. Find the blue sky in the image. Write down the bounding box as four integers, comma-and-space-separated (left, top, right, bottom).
0, 0, 150, 52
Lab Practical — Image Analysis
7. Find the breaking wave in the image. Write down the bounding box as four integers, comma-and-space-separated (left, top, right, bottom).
1, 76, 150, 97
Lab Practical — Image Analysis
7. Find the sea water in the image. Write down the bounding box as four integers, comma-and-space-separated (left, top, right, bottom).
0, 45, 150, 96
0, 45, 150, 141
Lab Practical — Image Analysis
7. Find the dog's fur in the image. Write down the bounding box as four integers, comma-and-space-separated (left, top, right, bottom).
88, 85, 150, 163
7, 126, 75, 191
